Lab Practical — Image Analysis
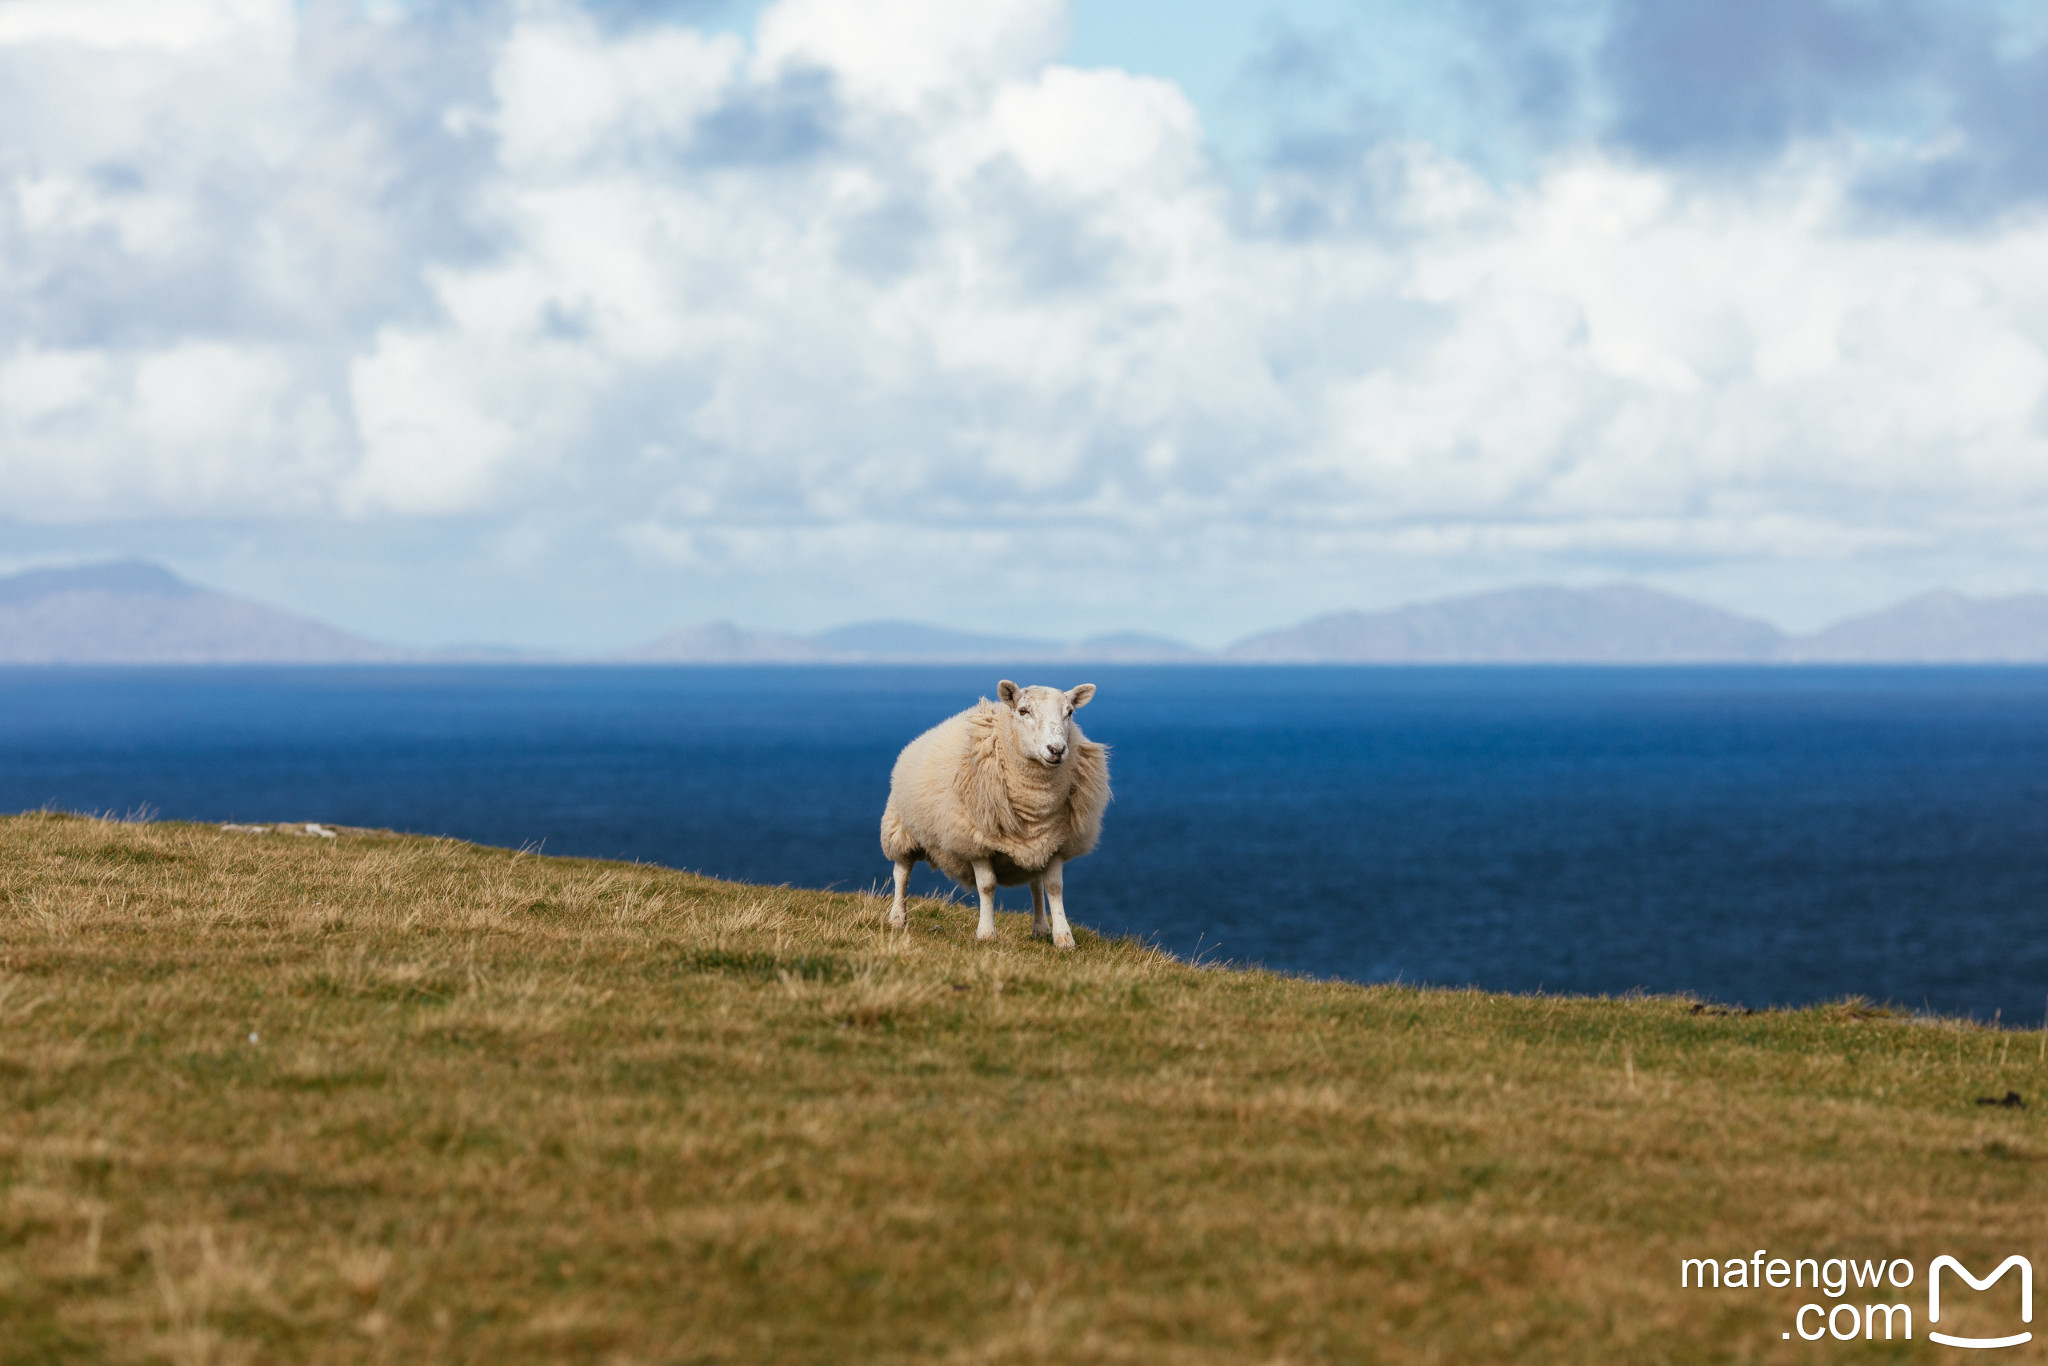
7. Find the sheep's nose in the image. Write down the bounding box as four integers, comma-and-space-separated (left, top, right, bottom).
1046, 741, 1067, 758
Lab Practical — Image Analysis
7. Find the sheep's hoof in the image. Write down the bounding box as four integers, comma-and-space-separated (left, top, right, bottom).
975, 928, 997, 942
886, 914, 906, 930
1052, 933, 1076, 950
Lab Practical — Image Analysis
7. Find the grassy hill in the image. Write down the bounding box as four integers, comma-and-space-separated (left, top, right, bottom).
1, 811, 2041, 1363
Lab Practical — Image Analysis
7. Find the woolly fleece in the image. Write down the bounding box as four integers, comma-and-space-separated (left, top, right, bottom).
879, 696, 1111, 890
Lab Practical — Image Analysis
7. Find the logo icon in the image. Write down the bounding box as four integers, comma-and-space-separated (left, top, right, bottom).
1929, 1255, 2033, 1350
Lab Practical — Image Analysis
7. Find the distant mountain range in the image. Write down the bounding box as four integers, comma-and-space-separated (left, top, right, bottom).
0, 561, 399, 664
1225, 584, 1784, 663
1236, 585, 2048, 664
625, 619, 1210, 664
9, 560, 2048, 665
1776, 590, 2048, 662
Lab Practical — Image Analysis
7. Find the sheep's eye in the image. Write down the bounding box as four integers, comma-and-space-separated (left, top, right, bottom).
1018, 706, 1030, 715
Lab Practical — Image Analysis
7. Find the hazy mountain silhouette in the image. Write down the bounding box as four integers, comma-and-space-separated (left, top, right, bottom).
623, 621, 837, 663
1778, 590, 2048, 662
811, 620, 1066, 659
1225, 585, 1784, 663
626, 620, 1206, 662
15, 562, 2048, 665
0, 561, 398, 663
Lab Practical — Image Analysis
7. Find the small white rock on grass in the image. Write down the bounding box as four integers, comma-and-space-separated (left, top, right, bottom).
219, 823, 338, 838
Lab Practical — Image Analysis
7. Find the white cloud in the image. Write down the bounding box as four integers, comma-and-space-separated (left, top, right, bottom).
985, 65, 1202, 193
754, 0, 1066, 107
3, 0, 2048, 642
133, 342, 288, 445
493, 10, 740, 175
0, 346, 106, 421
348, 329, 522, 515
0, 0, 284, 51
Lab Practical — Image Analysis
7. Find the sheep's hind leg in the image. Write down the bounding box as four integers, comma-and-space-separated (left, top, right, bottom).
1030, 879, 1050, 939
972, 859, 998, 942
888, 859, 912, 931
1043, 857, 1075, 950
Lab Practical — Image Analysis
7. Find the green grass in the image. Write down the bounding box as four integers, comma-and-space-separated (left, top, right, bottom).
1, 810, 2043, 1363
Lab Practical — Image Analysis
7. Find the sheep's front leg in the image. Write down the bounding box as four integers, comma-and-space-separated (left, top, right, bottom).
888, 859, 912, 930
1030, 879, 1050, 939
972, 859, 998, 941
1043, 857, 1074, 950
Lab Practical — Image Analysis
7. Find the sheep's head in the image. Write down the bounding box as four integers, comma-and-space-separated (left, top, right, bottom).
997, 680, 1095, 767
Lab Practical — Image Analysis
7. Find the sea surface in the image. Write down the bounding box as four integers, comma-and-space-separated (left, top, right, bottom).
4, 664, 2047, 1024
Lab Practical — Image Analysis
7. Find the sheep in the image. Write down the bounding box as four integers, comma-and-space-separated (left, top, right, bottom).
880, 680, 1110, 949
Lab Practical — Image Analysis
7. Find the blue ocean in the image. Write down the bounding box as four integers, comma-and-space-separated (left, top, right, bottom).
5, 665, 2047, 1024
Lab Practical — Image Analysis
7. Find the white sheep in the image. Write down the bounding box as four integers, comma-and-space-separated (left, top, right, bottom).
880, 680, 1110, 949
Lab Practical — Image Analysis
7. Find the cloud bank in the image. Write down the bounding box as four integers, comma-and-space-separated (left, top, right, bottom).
2, 0, 2046, 644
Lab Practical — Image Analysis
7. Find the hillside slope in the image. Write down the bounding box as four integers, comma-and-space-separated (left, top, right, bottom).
0, 813, 2039, 1363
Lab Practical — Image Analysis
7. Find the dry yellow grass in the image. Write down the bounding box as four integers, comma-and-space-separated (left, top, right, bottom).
1, 810, 2043, 1363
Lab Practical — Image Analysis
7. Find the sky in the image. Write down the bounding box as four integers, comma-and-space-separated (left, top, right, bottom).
3, 0, 2048, 649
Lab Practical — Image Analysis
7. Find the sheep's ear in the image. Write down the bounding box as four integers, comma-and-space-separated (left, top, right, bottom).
1067, 684, 1095, 709
997, 680, 1020, 707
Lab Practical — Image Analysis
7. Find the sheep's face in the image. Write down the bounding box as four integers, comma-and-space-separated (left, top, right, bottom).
997, 680, 1095, 767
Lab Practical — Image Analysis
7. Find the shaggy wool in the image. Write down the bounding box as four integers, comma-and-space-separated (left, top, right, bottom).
880, 697, 1110, 888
